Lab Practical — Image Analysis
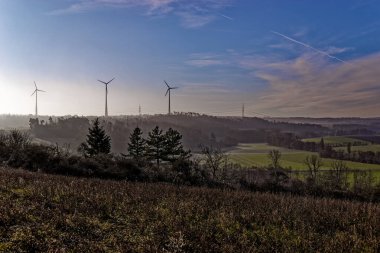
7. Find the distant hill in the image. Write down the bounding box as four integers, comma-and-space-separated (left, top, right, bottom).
2, 114, 377, 154
28, 113, 330, 153
272, 117, 380, 134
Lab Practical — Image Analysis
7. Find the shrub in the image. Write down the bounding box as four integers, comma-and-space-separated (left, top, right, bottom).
115, 156, 143, 181
22, 144, 54, 171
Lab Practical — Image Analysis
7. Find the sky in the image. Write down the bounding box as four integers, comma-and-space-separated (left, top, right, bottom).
1, 0, 380, 117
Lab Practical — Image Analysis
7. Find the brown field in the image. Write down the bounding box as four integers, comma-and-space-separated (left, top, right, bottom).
0, 168, 379, 252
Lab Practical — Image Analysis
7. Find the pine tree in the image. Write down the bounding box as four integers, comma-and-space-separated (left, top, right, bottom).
163, 128, 191, 162
347, 142, 352, 154
128, 127, 146, 162
320, 137, 325, 151
79, 118, 111, 157
146, 126, 165, 168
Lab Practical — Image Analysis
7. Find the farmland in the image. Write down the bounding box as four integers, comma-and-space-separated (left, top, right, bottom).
0, 168, 378, 252
228, 143, 380, 171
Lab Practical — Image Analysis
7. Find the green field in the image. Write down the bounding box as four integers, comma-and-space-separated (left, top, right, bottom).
302, 136, 369, 145
228, 143, 380, 171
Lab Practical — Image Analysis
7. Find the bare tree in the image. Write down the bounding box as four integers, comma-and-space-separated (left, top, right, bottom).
330, 160, 349, 189
304, 155, 323, 182
268, 149, 281, 169
200, 145, 228, 180
267, 149, 287, 185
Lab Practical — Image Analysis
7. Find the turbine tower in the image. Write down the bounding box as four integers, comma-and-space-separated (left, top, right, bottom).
97, 78, 115, 117
31, 81, 46, 118
164, 80, 178, 115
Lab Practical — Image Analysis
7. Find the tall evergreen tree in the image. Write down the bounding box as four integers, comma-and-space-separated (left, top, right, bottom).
79, 118, 111, 157
146, 126, 165, 168
320, 137, 325, 151
128, 127, 146, 162
163, 128, 191, 162
347, 142, 352, 154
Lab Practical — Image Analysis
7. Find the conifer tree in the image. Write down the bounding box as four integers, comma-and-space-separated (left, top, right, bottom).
79, 118, 111, 157
320, 137, 325, 151
128, 127, 146, 162
347, 142, 352, 154
163, 128, 191, 162
146, 126, 165, 168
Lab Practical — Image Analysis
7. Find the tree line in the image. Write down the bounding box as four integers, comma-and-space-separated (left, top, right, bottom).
29, 114, 339, 154
0, 118, 378, 201
78, 118, 191, 168
266, 131, 380, 165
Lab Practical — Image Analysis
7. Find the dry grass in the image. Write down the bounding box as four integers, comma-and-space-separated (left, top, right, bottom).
0, 168, 378, 252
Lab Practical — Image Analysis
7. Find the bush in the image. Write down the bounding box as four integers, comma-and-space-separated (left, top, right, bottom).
115, 156, 144, 181
22, 144, 54, 171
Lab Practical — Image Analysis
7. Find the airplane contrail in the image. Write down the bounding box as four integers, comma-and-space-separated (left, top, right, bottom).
217, 12, 233, 21
271, 31, 347, 64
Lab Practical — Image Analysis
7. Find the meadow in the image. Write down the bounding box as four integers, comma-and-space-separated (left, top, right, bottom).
228, 143, 380, 170
228, 143, 380, 183
0, 168, 378, 252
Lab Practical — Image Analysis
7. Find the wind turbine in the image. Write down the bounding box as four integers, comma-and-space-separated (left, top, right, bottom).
97, 78, 115, 117
164, 80, 178, 115
31, 81, 46, 118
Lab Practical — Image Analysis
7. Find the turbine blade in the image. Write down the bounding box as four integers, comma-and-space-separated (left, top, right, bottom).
171, 87, 179, 89
34, 81, 37, 89
38, 89, 46, 92
98, 80, 107, 85
164, 80, 170, 88
106, 77, 115, 84
165, 89, 169, 96
31, 90, 36, 96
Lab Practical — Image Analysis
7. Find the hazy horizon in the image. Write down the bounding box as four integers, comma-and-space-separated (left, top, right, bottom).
1, 1, 380, 117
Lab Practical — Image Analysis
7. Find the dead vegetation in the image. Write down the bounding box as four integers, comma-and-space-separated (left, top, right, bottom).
0, 168, 378, 252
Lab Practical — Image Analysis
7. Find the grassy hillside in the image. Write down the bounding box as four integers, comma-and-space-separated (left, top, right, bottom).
0, 168, 378, 252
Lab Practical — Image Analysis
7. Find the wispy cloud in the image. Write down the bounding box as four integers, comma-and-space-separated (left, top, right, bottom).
50, 0, 234, 28
271, 31, 349, 64
251, 53, 380, 117
325, 46, 354, 54
292, 28, 308, 37
176, 11, 217, 28
185, 47, 380, 116
217, 12, 233, 20
185, 51, 279, 70
185, 53, 227, 67
180, 82, 232, 94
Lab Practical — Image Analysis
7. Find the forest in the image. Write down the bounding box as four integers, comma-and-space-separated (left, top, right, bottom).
28, 114, 377, 154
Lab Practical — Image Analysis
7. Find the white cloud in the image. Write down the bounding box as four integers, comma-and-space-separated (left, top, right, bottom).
50, 0, 234, 28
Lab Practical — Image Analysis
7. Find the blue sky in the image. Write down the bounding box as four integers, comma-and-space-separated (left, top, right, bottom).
1, 0, 380, 117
